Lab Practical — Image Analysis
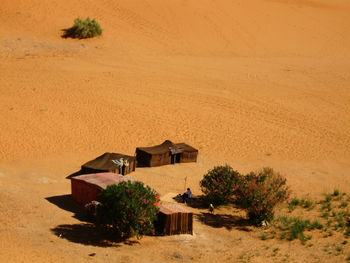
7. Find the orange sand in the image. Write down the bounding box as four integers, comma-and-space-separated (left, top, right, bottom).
0, 0, 350, 262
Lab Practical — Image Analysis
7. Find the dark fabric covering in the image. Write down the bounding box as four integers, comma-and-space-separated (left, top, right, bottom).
136, 140, 198, 155
174, 143, 198, 153
155, 202, 193, 235
81, 152, 136, 175
136, 140, 198, 167
136, 140, 174, 155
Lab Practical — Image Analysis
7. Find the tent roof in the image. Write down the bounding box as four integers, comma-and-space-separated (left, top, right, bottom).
159, 202, 192, 215
136, 140, 197, 155
174, 143, 198, 153
136, 140, 174, 155
70, 172, 135, 190
82, 152, 135, 171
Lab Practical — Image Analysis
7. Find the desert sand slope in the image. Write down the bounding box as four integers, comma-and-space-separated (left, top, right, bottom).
0, 0, 350, 262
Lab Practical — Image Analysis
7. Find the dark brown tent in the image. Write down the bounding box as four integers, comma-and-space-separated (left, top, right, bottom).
81, 152, 136, 175
156, 202, 193, 235
71, 172, 135, 205
136, 140, 198, 167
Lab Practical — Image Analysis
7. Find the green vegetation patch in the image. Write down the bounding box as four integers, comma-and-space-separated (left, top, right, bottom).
63, 17, 102, 39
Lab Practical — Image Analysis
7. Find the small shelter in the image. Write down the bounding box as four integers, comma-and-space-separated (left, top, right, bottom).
136, 140, 198, 167
156, 202, 193, 235
81, 152, 136, 175
70, 172, 135, 205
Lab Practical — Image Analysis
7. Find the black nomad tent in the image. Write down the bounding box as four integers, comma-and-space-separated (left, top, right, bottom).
136, 140, 198, 167
81, 152, 136, 175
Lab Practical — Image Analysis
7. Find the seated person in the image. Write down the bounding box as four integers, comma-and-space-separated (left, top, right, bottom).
181, 188, 192, 203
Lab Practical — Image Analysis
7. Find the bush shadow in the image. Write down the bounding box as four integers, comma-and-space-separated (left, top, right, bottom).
51, 224, 139, 247
196, 212, 251, 231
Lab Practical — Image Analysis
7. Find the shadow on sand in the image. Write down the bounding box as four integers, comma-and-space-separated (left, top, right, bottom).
46, 194, 141, 247
51, 224, 140, 247
195, 212, 251, 231
45, 194, 93, 223
46, 194, 82, 214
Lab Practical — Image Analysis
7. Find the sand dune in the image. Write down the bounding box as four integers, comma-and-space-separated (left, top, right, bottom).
0, 0, 350, 262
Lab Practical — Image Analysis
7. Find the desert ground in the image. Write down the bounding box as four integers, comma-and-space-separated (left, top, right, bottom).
1, 0, 350, 262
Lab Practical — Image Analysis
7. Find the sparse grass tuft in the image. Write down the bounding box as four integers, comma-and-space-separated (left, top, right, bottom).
289, 198, 300, 212
333, 189, 340, 197
310, 220, 323, 230
340, 201, 348, 208
326, 194, 332, 203
335, 214, 346, 230
321, 202, 332, 212
304, 199, 315, 210
322, 212, 330, 218
278, 216, 311, 244
288, 197, 315, 211
172, 252, 183, 259
260, 232, 268, 240
335, 246, 343, 253
272, 248, 280, 256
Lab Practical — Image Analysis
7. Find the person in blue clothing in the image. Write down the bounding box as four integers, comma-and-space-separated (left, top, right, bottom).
181, 188, 192, 203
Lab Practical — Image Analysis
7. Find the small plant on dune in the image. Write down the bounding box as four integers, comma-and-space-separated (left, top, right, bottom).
340, 202, 348, 208
310, 219, 323, 230
289, 197, 300, 212
322, 212, 330, 218
277, 216, 321, 244
321, 201, 332, 212
335, 214, 346, 230
63, 17, 102, 39
282, 217, 310, 243
233, 167, 290, 225
333, 189, 340, 197
326, 194, 332, 203
96, 181, 159, 239
200, 165, 240, 205
303, 199, 315, 210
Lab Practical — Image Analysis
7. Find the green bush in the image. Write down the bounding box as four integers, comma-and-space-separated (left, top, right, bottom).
96, 181, 159, 239
63, 17, 102, 39
234, 167, 290, 225
200, 165, 240, 205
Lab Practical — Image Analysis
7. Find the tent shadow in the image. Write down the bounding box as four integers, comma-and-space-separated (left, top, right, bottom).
46, 194, 82, 214
45, 194, 93, 222
195, 212, 251, 231
51, 223, 134, 247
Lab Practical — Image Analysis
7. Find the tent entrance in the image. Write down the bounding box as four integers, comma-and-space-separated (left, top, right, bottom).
118, 165, 126, 175
169, 147, 184, 164
171, 153, 181, 164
